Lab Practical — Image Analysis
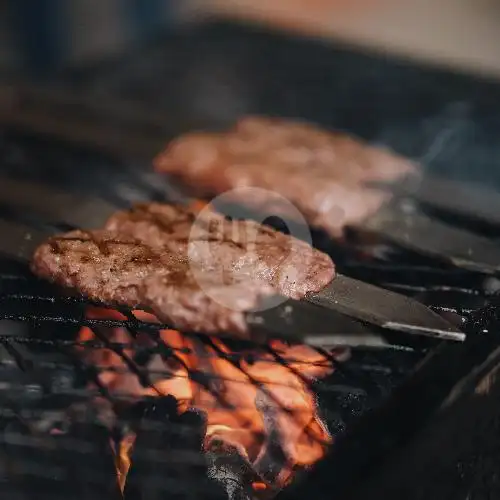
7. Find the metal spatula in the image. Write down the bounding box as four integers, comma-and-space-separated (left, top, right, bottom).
360, 174, 500, 274
374, 174, 500, 229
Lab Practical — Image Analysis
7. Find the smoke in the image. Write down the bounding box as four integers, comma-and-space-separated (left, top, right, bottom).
418, 101, 473, 169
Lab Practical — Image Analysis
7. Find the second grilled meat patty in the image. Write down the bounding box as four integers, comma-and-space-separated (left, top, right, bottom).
105, 203, 335, 300
154, 116, 417, 237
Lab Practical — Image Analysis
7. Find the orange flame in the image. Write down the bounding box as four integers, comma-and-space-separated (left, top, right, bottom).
111, 433, 137, 493
76, 307, 337, 494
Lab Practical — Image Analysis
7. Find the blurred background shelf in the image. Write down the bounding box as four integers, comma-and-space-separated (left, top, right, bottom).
1, 0, 500, 78
186, 0, 500, 78
1, 19, 500, 189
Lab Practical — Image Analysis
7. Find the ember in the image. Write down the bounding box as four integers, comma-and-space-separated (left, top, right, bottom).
76, 307, 341, 496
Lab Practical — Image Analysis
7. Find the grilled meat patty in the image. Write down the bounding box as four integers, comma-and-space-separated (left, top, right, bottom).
154, 116, 417, 236
31, 230, 164, 306
105, 203, 335, 300
31, 206, 335, 336
31, 229, 275, 336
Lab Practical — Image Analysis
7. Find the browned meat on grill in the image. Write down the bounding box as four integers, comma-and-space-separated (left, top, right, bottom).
141, 275, 274, 335
154, 116, 417, 236
105, 202, 335, 300
104, 202, 199, 253
30, 229, 276, 337
30, 230, 167, 306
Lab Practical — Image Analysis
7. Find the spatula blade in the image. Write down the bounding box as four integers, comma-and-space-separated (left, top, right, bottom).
383, 174, 500, 228
306, 274, 465, 341
359, 198, 500, 275
246, 299, 410, 349
0, 220, 51, 263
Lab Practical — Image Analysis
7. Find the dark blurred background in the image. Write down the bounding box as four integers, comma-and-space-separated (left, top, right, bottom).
0, 0, 499, 187
1, 0, 177, 75
1, 0, 500, 77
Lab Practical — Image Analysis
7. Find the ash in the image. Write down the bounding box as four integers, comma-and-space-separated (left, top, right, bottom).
206, 450, 255, 500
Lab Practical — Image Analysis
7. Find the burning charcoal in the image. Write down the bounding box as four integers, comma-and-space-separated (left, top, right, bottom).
0, 419, 68, 498
124, 397, 224, 500
63, 421, 122, 500
0, 340, 85, 425
67, 397, 118, 432
125, 394, 179, 427
171, 408, 207, 451
252, 390, 291, 493
252, 383, 331, 495
0, 417, 119, 500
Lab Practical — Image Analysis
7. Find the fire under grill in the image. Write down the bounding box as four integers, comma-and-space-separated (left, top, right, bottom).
0, 282, 417, 500
0, 129, 498, 500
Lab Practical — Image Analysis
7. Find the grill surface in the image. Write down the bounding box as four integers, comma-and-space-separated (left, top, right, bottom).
0, 19, 500, 500
0, 130, 496, 500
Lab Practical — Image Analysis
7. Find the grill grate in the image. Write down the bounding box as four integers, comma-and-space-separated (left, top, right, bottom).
0, 261, 428, 500
0, 131, 496, 499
